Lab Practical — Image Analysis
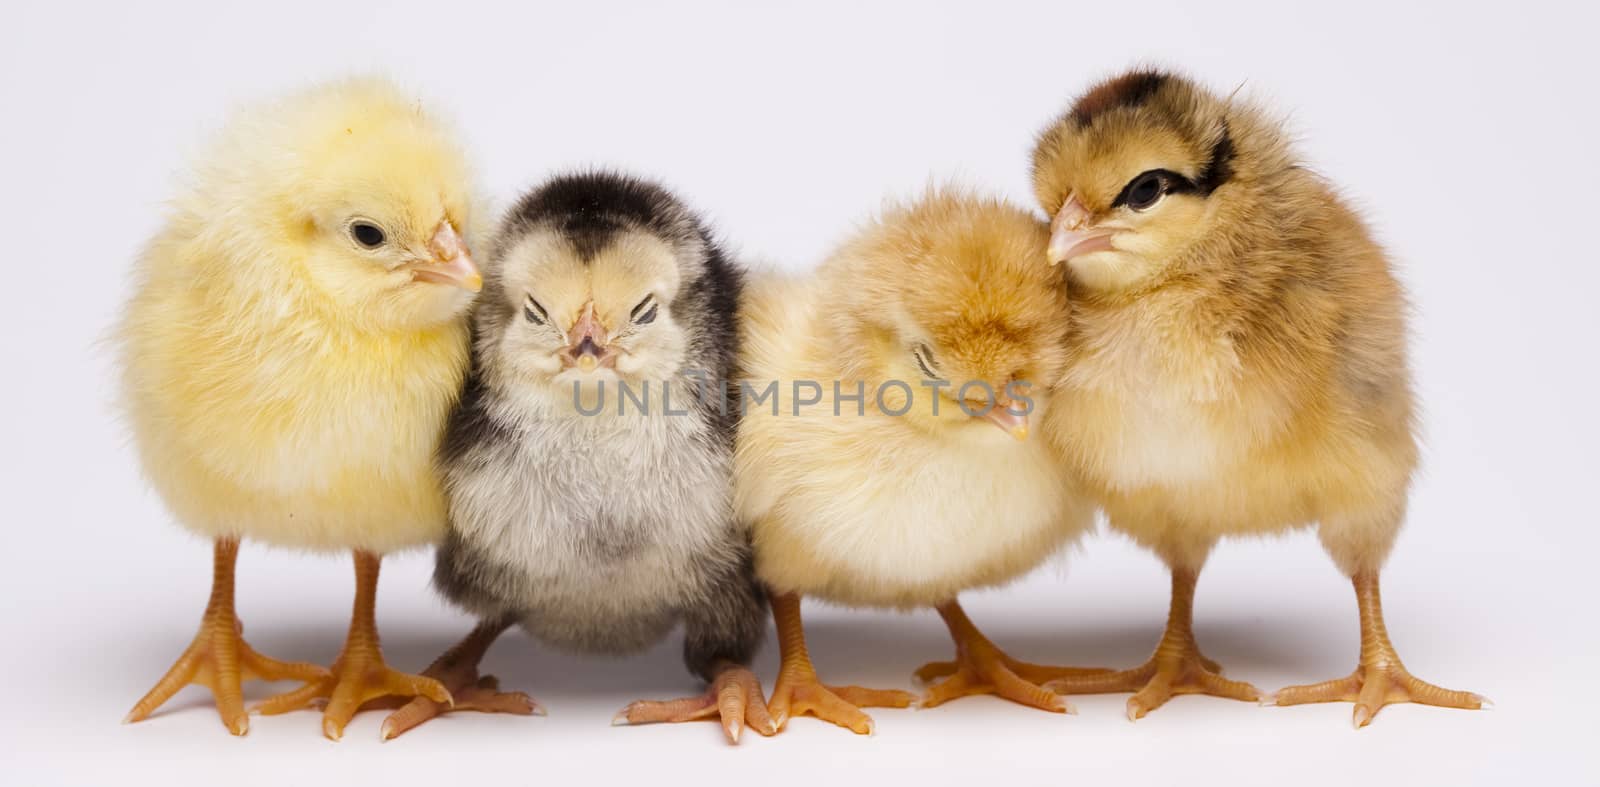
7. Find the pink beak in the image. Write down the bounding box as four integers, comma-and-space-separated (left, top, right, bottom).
563, 302, 615, 372
1048, 194, 1115, 266
410, 220, 483, 291
982, 396, 1029, 441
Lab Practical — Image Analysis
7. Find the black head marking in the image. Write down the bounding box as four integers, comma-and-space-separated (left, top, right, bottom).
481, 171, 746, 441
504, 172, 695, 261
1195, 121, 1235, 195
1070, 70, 1172, 129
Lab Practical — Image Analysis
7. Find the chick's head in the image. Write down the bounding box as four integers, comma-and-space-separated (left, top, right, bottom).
824, 191, 1069, 443
1031, 69, 1273, 294
474, 174, 711, 405
217, 78, 483, 331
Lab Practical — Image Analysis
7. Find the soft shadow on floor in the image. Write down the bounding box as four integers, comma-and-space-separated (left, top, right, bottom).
106, 602, 1345, 723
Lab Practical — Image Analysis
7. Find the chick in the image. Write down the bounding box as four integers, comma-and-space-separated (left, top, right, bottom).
1030, 69, 1485, 726
737, 190, 1099, 734
378, 172, 773, 744
119, 78, 482, 738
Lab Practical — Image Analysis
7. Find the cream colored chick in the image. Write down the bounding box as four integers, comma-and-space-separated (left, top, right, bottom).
736, 190, 1098, 734
1031, 69, 1485, 726
120, 78, 482, 738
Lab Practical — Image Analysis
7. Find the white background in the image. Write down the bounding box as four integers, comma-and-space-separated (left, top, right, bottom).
3, 1, 1595, 784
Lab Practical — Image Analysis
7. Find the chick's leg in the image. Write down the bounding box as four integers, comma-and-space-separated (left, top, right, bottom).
379, 617, 543, 741
1270, 572, 1486, 728
124, 538, 330, 735
765, 593, 915, 735
614, 550, 776, 744
256, 551, 452, 740
1046, 568, 1262, 720
917, 599, 1105, 713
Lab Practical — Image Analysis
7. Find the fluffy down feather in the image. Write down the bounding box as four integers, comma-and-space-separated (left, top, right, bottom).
736, 189, 1094, 609
119, 77, 481, 553
433, 172, 763, 680
1032, 70, 1415, 572
1029, 69, 1483, 726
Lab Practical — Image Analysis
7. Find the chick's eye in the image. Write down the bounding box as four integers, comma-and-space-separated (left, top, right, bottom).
524, 297, 548, 325
913, 344, 939, 379
1121, 172, 1167, 212
349, 221, 387, 249
631, 296, 658, 325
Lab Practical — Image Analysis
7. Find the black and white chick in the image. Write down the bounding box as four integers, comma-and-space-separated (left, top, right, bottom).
380, 172, 772, 744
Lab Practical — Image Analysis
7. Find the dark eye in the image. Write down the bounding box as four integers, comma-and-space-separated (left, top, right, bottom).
350, 220, 387, 248
524, 297, 548, 325
913, 344, 939, 379
1122, 172, 1167, 211
631, 296, 657, 325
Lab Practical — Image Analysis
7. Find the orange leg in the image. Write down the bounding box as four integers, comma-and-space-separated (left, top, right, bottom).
915, 599, 1107, 713
1046, 568, 1261, 720
614, 661, 777, 744
765, 593, 915, 735
379, 617, 542, 741
255, 551, 452, 740
124, 538, 329, 735
1270, 571, 1487, 728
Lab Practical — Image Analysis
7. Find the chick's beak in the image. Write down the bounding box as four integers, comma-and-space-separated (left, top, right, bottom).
982, 397, 1029, 441
564, 302, 614, 372
409, 220, 482, 292
1048, 194, 1115, 266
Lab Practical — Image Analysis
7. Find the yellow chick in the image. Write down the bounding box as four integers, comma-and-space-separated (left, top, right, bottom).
736, 190, 1099, 734
119, 77, 483, 738
1031, 69, 1485, 726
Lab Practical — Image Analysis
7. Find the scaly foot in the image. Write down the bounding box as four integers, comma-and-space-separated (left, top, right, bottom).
380, 619, 541, 741
917, 600, 1107, 713
254, 551, 452, 740
766, 592, 914, 735
767, 660, 915, 735
1045, 568, 1260, 720
614, 663, 776, 744
125, 616, 329, 735
381, 675, 541, 741
1045, 644, 1261, 720
1267, 572, 1486, 728
1270, 663, 1487, 728
255, 640, 453, 739
124, 538, 328, 735
914, 656, 1112, 688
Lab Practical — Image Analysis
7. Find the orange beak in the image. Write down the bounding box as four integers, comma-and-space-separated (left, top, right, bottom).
409, 220, 482, 292
563, 302, 615, 372
1048, 194, 1116, 266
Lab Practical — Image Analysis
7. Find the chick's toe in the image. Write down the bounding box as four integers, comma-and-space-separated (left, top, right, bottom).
254, 552, 451, 740
124, 539, 329, 736
1045, 569, 1261, 719
918, 600, 1105, 714
614, 663, 775, 744
257, 641, 452, 741
766, 594, 914, 735
1269, 573, 1486, 728
379, 618, 541, 742
768, 674, 911, 737
1046, 654, 1262, 722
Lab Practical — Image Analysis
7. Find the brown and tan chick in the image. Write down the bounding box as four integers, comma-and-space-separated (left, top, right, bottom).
1030, 69, 1486, 727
